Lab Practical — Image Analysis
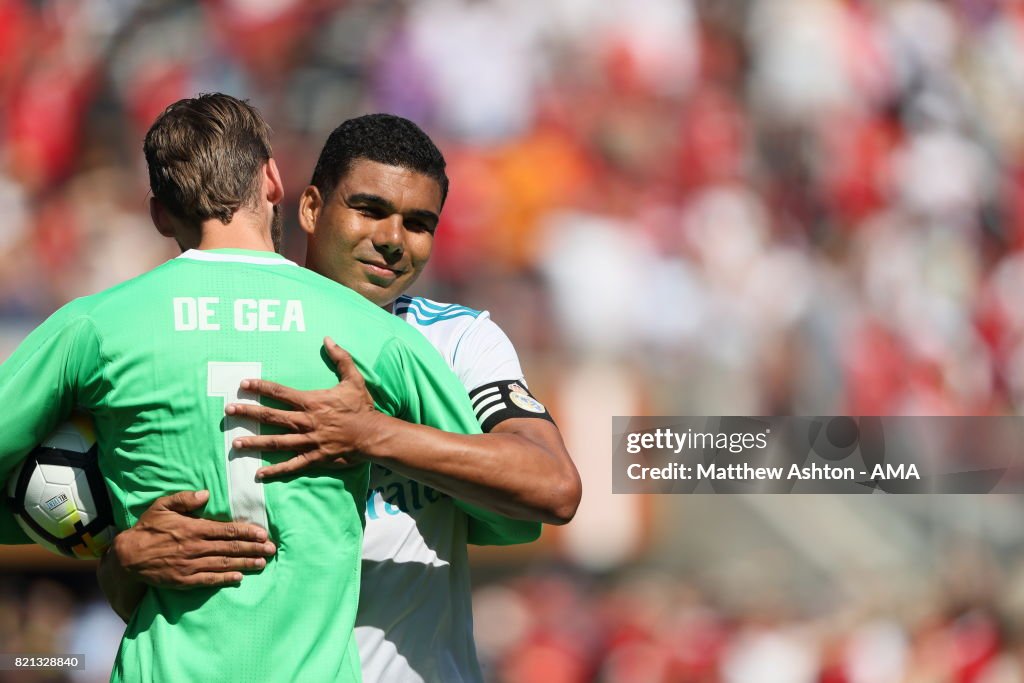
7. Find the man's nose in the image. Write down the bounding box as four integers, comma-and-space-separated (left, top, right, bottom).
372, 215, 404, 257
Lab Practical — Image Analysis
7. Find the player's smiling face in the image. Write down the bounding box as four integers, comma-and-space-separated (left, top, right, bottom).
300, 159, 442, 308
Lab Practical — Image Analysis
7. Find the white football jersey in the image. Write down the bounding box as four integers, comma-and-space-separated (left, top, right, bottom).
355, 296, 527, 683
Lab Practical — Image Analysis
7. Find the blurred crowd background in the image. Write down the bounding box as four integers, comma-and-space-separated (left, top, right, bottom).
4, 0, 1024, 681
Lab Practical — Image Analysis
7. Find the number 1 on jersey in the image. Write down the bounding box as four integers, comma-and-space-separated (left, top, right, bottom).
208, 362, 269, 529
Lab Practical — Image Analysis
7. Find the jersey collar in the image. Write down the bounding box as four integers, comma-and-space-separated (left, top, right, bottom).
177, 249, 299, 267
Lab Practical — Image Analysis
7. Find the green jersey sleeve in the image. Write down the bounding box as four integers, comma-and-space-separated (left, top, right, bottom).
0, 501, 29, 544
0, 298, 105, 541
463, 503, 541, 546
377, 336, 481, 435
376, 336, 541, 545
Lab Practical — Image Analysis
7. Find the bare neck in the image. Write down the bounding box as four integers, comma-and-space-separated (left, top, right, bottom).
194, 211, 275, 252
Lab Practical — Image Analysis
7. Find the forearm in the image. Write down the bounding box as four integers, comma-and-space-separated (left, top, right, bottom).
97, 546, 147, 623
358, 413, 579, 524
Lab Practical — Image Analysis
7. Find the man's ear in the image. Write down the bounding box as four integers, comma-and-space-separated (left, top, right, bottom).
149, 197, 175, 237
298, 185, 323, 236
265, 158, 284, 205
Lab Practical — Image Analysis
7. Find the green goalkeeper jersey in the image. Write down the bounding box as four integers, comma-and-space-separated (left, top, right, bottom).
0, 249, 483, 682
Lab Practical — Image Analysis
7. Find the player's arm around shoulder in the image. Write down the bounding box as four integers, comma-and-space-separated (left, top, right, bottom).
474, 417, 579, 524
353, 326, 585, 528
447, 314, 581, 534
456, 412, 574, 546
225, 330, 582, 528
350, 313, 582, 528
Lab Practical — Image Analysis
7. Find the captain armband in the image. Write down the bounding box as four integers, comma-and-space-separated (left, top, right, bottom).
467, 380, 555, 433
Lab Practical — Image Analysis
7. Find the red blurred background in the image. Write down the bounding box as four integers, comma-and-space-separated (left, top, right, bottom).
4, 1, 1024, 681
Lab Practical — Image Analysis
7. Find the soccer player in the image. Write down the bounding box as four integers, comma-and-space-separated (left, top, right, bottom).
101, 114, 582, 682
0, 95, 492, 682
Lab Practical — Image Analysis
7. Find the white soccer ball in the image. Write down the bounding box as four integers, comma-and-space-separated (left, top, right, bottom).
6, 415, 117, 559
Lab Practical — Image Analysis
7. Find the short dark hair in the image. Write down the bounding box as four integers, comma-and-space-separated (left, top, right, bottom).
310, 114, 448, 206
144, 93, 273, 225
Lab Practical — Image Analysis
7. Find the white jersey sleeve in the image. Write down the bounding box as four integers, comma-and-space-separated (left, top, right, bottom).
392, 295, 552, 432
449, 313, 525, 392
